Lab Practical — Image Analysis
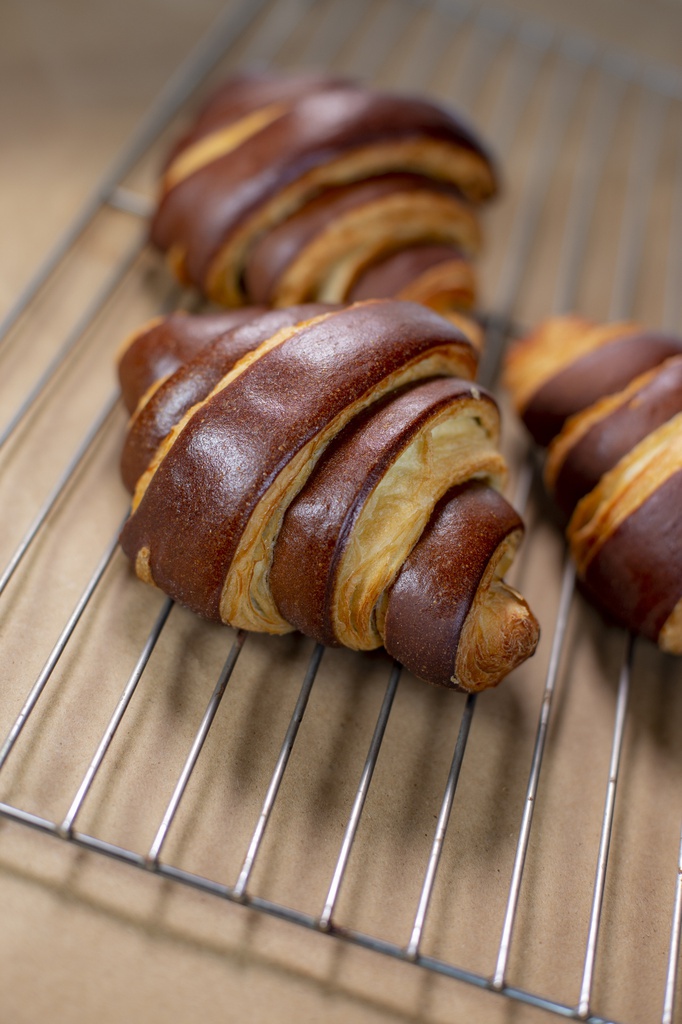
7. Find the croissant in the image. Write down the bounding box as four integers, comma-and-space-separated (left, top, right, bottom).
504, 315, 682, 654
118, 300, 539, 692
149, 70, 497, 315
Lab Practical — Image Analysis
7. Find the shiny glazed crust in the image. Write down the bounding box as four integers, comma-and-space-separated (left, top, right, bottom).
119, 300, 539, 690
118, 308, 265, 413
149, 72, 497, 311
504, 314, 682, 653
119, 304, 338, 493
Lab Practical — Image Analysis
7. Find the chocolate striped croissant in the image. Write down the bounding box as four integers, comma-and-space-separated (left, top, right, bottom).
118, 300, 538, 691
504, 315, 682, 654
150, 70, 497, 315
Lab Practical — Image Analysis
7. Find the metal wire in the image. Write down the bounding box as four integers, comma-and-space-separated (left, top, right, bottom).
492, 558, 577, 990
0, 237, 144, 453
578, 635, 633, 1017
60, 598, 175, 839
662, 131, 682, 333
319, 661, 401, 930
551, 64, 629, 315
406, 692, 477, 960
0, 391, 120, 600
0, 4, 680, 1023
232, 643, 325, 898
498, 36, 595, 318
147, 629, 248, 866
664, 826, 682, 1024
608, 88, 669, 321
0, 516, 127, 771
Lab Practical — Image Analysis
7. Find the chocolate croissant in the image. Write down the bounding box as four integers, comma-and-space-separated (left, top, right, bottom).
118, 300, 538, 691
149, 71, 497, 315
504, 315, 682, 654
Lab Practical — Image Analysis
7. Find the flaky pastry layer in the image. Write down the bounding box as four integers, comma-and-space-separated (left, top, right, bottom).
380, 482, 538, 689
568, 412, 682, 574
331, 398, 506, 650
455, 531, 539, 692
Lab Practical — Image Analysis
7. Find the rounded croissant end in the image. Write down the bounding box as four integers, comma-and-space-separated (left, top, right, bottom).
454, 579, 540, 692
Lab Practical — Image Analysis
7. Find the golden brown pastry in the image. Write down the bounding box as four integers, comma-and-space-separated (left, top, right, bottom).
504, 315, 682, 653
118, 300, 538, 691
149, 71, 497, 315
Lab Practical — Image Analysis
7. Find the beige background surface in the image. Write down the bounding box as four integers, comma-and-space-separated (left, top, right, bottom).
2, 2, 682, 1023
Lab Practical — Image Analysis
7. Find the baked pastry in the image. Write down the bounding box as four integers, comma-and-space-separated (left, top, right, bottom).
119, 300, 538, 691
149, 70, 497, 315
504, 315, 682, 654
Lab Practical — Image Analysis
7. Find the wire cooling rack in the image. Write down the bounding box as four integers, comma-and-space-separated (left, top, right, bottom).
1, 2, 681, 1022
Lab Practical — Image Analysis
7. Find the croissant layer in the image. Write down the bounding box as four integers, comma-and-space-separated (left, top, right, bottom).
118, 307, 265, 413
547, 355, 682, 516
348, 245, 476, 311
242, 174, 480, 307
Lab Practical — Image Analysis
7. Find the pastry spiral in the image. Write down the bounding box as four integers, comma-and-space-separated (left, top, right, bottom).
149, 71, 497, 315
504, 315, 682, 653
118, 300, 538, 691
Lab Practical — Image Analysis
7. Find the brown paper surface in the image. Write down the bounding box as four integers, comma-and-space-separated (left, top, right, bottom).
2, 2, 682, 1023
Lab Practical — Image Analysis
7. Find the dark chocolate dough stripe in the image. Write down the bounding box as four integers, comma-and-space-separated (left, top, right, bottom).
120, 304, 337, 492
383, 482, 522, 687
269, 377, 499, 646
581, 467, 682, 642
163, 71, 353, 170
120, 301, 477, 622
523, 331, 682, 446
118, 308, 263, 413
552, 356, 682, 516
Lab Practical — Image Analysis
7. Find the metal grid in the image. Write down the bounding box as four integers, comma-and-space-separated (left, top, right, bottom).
1, 1, 681, 1021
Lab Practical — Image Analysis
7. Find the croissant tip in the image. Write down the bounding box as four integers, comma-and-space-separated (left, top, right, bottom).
453, 583, 540, 693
